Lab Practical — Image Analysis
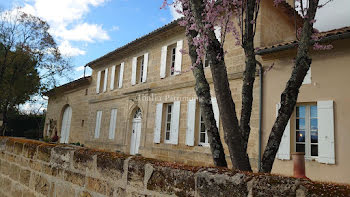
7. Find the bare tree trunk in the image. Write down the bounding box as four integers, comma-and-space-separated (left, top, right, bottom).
260, 0, 319, 173
240, 0, 258, 152
190, 0, 252, 171
186, 27, 227, 167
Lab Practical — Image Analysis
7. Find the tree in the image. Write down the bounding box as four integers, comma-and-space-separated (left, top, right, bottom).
0, 8, 70, 135
164, 0, 330, 172
0, 46, 41, 135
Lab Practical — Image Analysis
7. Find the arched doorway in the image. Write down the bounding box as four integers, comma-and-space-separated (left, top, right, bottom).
60, 105, 72, 143
130, 108, 142, 155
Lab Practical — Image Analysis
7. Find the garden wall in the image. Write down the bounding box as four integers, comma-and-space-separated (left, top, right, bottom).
0, 137, 349, 197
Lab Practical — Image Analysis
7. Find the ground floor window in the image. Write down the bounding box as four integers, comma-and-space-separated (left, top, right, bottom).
198, 109, 208, 146
164, 103, 173, 143
295, 104, 318, 158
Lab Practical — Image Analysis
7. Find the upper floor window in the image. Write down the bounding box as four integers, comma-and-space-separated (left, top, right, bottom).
96, 68, 108, 94
295, 105, 318, 158
168, 44, 176, 76
110, 62, 125, 90
160, 40, 183, 78
131, 53, 149, 85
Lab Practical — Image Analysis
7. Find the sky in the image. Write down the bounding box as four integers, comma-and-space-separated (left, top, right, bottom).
0, 0, 349, 113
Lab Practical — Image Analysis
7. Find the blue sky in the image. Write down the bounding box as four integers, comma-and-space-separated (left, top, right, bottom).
0, 0, 179, 82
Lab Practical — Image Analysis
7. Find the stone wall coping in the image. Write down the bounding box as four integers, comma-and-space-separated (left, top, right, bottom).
1, 136, 350, 197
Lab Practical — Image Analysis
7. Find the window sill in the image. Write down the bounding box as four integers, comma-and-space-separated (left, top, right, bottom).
198, 144, 210, 147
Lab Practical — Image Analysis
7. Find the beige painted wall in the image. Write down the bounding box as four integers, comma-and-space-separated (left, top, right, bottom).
261, 39, 350, 184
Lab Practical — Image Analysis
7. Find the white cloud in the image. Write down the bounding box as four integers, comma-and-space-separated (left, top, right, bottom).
59, 41, 86, 57
75, 65, 85, 72
170, 2, 183, 20
55, 23, 110, 42
19, 0, 110, 56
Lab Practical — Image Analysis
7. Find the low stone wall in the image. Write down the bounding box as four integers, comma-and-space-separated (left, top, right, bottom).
0, 137, 349, 197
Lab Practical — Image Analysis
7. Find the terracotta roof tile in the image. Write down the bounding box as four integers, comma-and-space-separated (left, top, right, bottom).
256, 26, 350, 55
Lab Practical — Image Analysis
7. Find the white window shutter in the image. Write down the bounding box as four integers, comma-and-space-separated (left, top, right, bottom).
103, 68, 108, 92
131, 57, 137, 85
317, 100, 335, 164
160, 46, 167, 78
170, 101, 181, 144
186, 99, 196, 146
211, 98, 220, 128
302, 67, 311, 85
119, 62, 124, 88
174, 40, 183, 75
153, 103, 163, 143
110, 65, 116, 90
95, 111, 102, 138
214, 26, 222, 42
142, 53, 149, 83
276, 103, 291, 160
96, 71, 101, 94
109, 109, 117, 140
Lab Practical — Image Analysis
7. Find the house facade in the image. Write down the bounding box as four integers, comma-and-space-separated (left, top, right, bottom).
44, 0, 350, 184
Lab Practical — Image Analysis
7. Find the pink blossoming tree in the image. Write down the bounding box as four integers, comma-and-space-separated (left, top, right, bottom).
163, 0, 332, 172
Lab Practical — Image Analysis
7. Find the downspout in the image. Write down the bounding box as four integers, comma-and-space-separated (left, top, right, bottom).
257, 61, 263, 171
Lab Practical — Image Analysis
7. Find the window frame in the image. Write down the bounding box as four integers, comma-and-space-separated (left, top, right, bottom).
99, 70, 105, 93
170, 46, 176, 76
198, 108, 209, 146
113, 64, 121, 89
164, 103, 173, 143
295, 104, 318, 159
139, 58, 144, 83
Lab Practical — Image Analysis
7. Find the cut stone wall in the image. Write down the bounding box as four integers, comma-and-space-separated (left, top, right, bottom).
0, 137, 349, 197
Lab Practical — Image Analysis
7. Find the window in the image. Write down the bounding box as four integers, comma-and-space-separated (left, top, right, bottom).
170, 47, 176, 76
160, 40, 183, 78
108, 109, 117, 140
111, 62, 124, 89
138, 57, 144, 83
164, 103, 173, 143
113, 64, 121, 89
99, 70, 105, 93
166, 43, 177, 76
85, 89, 88, 95
295, 105, 318, 158
198, 110, 209, 146
94, 111, 102, 138
131, 54, 148, 85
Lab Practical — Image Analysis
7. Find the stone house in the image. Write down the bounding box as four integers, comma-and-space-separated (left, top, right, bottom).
43, 0, 350, 184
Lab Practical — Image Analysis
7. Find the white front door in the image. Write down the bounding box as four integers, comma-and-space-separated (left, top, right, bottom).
60, 106, 72, 143
130, 118, 141, 155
